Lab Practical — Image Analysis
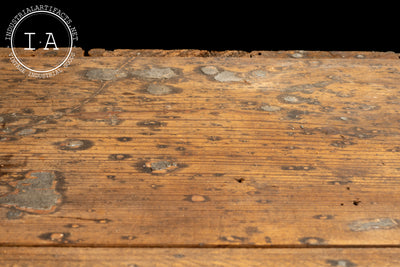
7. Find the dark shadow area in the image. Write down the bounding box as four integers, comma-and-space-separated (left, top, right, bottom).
0, 1, 398, 52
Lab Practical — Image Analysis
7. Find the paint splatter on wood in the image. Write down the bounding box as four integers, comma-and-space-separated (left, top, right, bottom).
0, 171, 64, 214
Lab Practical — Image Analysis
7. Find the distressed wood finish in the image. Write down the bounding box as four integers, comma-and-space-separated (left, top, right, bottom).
1, 49, 400, 264
2, 247, 400, 266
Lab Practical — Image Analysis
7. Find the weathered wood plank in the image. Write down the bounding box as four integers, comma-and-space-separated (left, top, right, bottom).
1, 50, 400, 247
2, 247, 400, 266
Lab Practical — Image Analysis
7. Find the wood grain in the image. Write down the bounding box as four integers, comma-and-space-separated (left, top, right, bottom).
1, 49, 400, 264
2, 247, 400, 266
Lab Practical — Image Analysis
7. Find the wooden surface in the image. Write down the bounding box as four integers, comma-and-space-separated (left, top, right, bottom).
2, 247, 400, 266
1, 49, 400, 265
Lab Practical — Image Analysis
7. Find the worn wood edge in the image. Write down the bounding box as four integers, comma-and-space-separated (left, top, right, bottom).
0, 48, 398, 59
1, 247, 400, 266
88, 49, 400, 59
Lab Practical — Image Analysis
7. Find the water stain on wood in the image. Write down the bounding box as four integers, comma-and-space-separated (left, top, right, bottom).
250, 69, 267, 78
245, 226, 262, 235
285, 109, 309, 120
116, 137, 132, 142
345, 127, 379, 139
281, 166, 315, 171
358, 104, 380, 111
298, 237, 325, 245
214, 71, 243, 82
54, 139, 94, 151
108, 154, 132, 161
277, 94, 319, 105
313, 215, 334, 220
136, 120, 166, 131
15, 128, 37, 136
173, 254, 185, 258
149, 161, 176, 171
157, 144, 169, 148
334, 116, 358, 122
6, 207, 24, 220
200, 66, 244, 82
135, 158, 186, 175
200, 66, 219, 76
86, 68, 127, 81
283, 81, 331, 94
219, 235, 248, 243
132, 67, 178, 80
82, 107, 125, 125
121, 235, 137, 240
348, 218, 399, 232
327, 180, 353, 186
331, 140, 356, 148
314, 126, 378, 144
239, 100, 258, 110
142, 84, 183, 95
207, 136, 222, 141
259, 104, 282, 112
183, 195, 210, 203
326, 259, 357, 267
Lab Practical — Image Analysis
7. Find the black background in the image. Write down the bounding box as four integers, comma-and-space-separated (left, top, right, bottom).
0, 1, 398, 53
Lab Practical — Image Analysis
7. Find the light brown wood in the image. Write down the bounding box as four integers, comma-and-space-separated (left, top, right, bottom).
1, 49, 400, 264
2, 247, 400, 266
